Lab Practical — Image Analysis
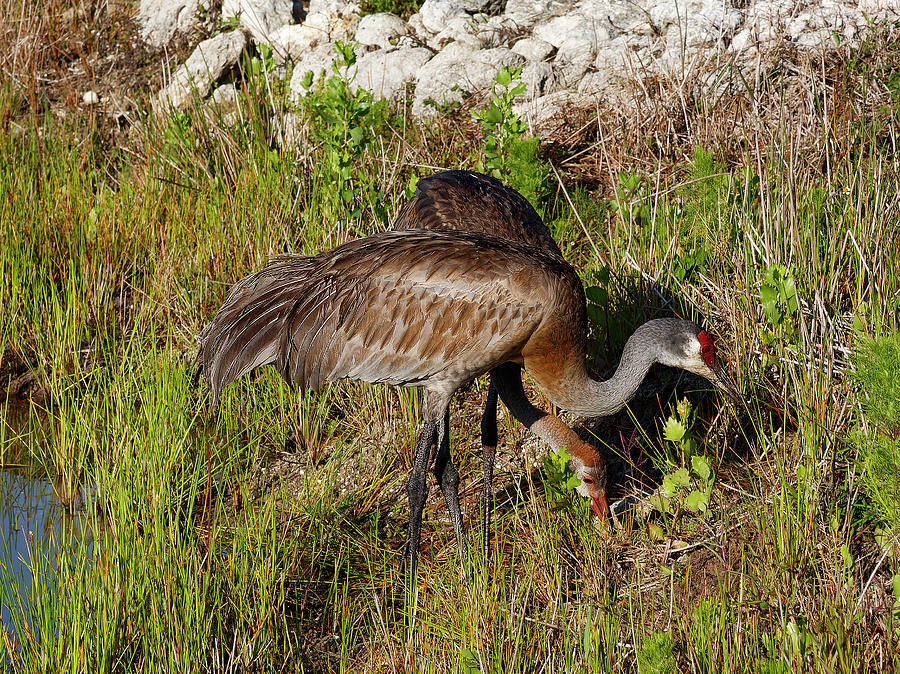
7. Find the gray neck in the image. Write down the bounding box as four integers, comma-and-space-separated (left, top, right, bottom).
554, 327, 659, 417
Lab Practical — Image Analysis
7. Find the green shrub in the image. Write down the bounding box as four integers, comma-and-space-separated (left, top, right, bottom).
637, 631, 676, 674
852, 333, 900, 530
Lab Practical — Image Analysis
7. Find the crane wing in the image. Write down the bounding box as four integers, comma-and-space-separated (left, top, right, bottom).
394, 171, 560, 255
196, 230, 558, 405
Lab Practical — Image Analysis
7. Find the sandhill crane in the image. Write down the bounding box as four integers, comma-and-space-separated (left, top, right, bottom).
393, 170, 737, 558
196, 228, 738, 590
393, 170, 564, 559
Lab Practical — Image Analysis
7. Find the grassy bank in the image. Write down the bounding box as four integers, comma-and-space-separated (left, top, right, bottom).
2, 7, 900, 671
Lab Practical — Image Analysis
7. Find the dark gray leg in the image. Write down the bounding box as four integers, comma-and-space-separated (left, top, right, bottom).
405, 418, 437, 593
481, 378, 498, 561
434, 408, 468, 564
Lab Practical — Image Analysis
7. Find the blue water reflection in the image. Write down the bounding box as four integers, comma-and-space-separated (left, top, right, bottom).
0, 407, 90, 643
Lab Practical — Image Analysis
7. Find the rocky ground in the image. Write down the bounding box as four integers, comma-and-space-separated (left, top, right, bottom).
140, 0, 899, 130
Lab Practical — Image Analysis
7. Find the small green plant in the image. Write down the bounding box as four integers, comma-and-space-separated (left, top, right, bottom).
650, 399, 714, 517
760, 264, 800, 362
299, 41, 388, 226
610, 173, 652, 228
247, 43, 275, 81
672, 245, 708, 282
852, 333, 900, 531
359, 0, 421, 18
472, 66, 526, 179
637, 631, 676, 674
470, 65, 549, 212
542, 446, 581, 509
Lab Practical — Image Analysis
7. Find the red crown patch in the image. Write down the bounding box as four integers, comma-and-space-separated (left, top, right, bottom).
697, 330, 716, 366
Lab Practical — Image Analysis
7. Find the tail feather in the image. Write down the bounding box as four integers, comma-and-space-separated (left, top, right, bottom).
196, 256, 316, 406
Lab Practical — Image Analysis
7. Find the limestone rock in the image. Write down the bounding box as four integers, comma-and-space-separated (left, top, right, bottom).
519, 61, 554, 98
355, 12, 409, 49
155, 31, 246, 112
512, 89, 594, 133
429, 15, 483, 49
471, 15, 519, 47
412, 43, 525, 117
420, 0, 469, 33
353, 47, 434, 100
138, 0, 207, 48
533, 13, 607, 64
512, 36, 555, 61
222, 0, 295, 42
503, 0, 564, 28
303, 5, 361, 43
267, 23, 329, 63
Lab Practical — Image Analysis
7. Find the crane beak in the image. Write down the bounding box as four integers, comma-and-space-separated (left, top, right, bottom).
709, 361, 740, 403
590, 493, 609, 521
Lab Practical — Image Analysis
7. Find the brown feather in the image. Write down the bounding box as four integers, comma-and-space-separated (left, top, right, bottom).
394, 170, 560, 255
196, 230, 586, 406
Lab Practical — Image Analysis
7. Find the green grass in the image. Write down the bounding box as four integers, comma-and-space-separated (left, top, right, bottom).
2, 20, 900, 672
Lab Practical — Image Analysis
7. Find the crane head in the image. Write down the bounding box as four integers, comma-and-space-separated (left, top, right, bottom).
657, 323, 740, 402
570, 447, 608, 521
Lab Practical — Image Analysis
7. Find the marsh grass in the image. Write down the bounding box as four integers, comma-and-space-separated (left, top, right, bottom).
2, 8, 900, 670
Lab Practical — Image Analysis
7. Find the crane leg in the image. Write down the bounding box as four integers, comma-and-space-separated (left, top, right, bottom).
480, 378, 498, 562
434, 408, 469, 566
405, 417, 436, 594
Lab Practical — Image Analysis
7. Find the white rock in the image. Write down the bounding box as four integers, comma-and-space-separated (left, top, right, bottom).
155, 31, 246, 112
512, 89, 595, 133
355, 12, 408, 49
858, 0, 899, 12
579, 0, 653, 36
461, 0, 503, 13
82, 90, 100, 105
353, 47, 434, 100
138, 0, 207, 48
222, 0, 294, 42
308, 0, 348, 14
551, 59, 589, 89
648, 0, 742, 48
303, 5, 361, 43
519, 61, 554, 98
429, 15, 483, 49
420, 0, 469, 34
471, 15, 518, 48
211, 83, 239, 105
407, 12, 429, 37
533, 13, 607, 64
412, 44, 526, 117
267, 22, 328, 63
512, 36, 555, 61
504, 0, 563, 28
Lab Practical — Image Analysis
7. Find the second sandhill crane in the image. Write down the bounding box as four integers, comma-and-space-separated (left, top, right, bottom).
394, 170, 737, 558
196, 227, 738, 590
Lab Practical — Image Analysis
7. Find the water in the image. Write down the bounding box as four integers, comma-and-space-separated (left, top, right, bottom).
0, 407, 90, 642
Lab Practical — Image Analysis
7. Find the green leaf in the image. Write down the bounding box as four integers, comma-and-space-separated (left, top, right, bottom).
663, 417, 686, 443
691, 455, 711, 483
496, 68, 512, 86
648, 522, 665, 540
662, 468, 690, 496
683, 490, 708, 513
459, 648, 481, 674
584, 285, 608, 306
481, 105, 503, 126
649, 493, 671, 514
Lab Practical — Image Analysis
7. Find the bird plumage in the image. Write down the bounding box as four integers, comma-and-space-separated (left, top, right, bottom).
197, 171, 738, 590
197, 230, 586, 407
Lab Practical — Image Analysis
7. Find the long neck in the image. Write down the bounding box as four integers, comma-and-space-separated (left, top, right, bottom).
545, 328, 658, 418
